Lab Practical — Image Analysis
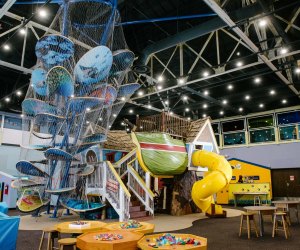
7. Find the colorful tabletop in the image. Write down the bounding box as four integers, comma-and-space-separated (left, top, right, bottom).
138, 233, 207, 250
104, 221, 155, 235
76, 230, 143, 250
55, 221, 107, 234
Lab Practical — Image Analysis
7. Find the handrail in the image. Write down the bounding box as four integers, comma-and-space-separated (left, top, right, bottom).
127, 158, 155, 215
127, 160, 155, 198
114, 149, 137, 167
106, 161, 131, 198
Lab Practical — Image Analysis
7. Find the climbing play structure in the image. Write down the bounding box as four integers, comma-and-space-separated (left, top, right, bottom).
11, 0, 231, 220
12, 0, 140, 218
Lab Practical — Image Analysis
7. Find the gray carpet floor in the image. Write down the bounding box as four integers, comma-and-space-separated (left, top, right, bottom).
11, 208, 300, 250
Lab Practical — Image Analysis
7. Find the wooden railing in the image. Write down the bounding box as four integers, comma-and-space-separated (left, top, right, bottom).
136, 112, 191, 138
127, 159, 155, 216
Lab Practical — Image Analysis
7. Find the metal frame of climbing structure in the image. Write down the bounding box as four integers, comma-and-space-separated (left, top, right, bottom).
12, 0, 141, 219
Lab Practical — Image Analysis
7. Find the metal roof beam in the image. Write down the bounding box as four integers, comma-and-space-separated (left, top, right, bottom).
0, 60, 32, 74
137, 2, 263, 65
203, 0, 300, 98
0, 0, 16, 19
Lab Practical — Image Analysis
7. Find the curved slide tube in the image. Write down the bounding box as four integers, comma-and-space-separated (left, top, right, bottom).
191, 150, 232, 215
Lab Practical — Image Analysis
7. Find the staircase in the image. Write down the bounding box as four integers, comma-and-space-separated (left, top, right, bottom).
86, 149, 154, 221
129, 196, 150, 220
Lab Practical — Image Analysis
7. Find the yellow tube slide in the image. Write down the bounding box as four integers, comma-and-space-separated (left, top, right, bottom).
191, 150, 232, 214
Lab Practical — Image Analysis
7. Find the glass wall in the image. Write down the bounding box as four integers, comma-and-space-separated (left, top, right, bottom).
212, 108, 300, 147
222, 119, 246, 146
248, 115, 275, 144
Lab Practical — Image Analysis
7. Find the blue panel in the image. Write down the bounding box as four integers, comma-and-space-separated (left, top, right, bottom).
0, 216, 20, 250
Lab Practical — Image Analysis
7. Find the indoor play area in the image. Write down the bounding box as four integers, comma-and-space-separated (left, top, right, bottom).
1, 0, 300, 250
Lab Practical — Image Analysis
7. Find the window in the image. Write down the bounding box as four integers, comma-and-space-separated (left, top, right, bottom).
214, 134, 219, 146
248, 115, 274, 129
277, 111, 300, 125
212, 123, 219, 133
279, 126, 297, 141
4, 116, 22, 130
222, 119, 244, 132
249, 128, 275, 143
223, 132, 245, 146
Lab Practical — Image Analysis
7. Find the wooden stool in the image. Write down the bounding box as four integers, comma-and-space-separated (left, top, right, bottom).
276, 204, 291, 226
239, 212, 259, 239
272, 211, 290, 239
58, 238, 77, 250
39, 226, 60, 250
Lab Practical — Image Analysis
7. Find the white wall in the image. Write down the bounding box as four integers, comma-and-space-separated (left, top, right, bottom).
220, 142, 300, 169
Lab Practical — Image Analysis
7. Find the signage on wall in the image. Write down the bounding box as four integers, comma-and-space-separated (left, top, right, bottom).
290, 175, 295, 181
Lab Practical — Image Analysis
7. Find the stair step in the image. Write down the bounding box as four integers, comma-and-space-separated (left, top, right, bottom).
130, 210, 147, 218
130, 200, 141, 207
129, 205, 145, 212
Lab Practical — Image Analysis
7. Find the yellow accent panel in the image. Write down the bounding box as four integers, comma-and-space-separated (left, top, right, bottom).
216, 159, 272, 204
229, 183, 271, 202
191, 150, 232, 213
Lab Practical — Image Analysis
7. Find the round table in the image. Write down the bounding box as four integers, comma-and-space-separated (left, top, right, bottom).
272, 200, 300, 223
138, 233, 207, 250
55, 221, 107, 234
244, 206, 277, 236
104, 222, 155, 234
76, 230, 144, 250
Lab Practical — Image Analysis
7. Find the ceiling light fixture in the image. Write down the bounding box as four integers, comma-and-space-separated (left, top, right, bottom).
187, 117, 191, 121
295, 68, 300, 73
157, 85, 162, 90
236, 51, 240, 56
3, 44, 10, 50
182, 95, 188, 101
238, 107, 243, 112
16, 90, 22, 96
5, 97, 10, 102
185, 107, 190, 112
270, 89, 276, 95
202, 114, 207, 118
178, 77, 186, 85
147, 104, 152, 109
38, 9, 47, 18
164, 100, 169, 105
203, 104, 207, 109
170, 111, 174, 115
113, 114, 117, 117
202, 71, 209, 77
19, 28, 26, 35
157, 75, 164, 82
259, 103, 264, 108
258, 19, 267, 27
70, 94, 74, 98
138, 91, 144, 96
222, 99, 228, 105
280, 48, 288, 54
254, 77, 261, 84
219, 111, 224, 115
227, 84, 233, 90
121, 96, 126, 101
282, 99, 287, 104
203, 90, 209, 96
129, 109, 133, 113
236, 61, 243, 67
245, 95, 250, 100
86, 107, 91, 111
